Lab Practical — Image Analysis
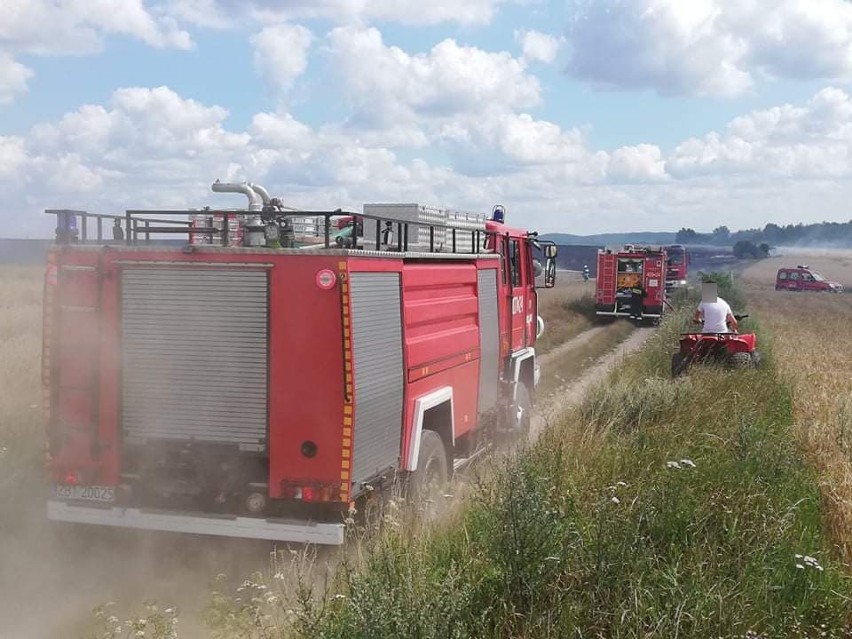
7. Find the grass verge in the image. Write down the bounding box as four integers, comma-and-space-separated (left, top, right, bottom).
535, 284, 597, 356
198, 289, 852, 638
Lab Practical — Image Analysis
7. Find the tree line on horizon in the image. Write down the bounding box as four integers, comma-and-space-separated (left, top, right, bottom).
675, 219, 852, 248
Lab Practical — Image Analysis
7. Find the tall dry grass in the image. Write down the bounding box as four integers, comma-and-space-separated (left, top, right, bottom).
0, 266, 44, 511
745, 281, 852, 564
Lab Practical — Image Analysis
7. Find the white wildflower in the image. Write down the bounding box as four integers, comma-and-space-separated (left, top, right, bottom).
616, 481, 628, 488
794, 554, 824, 572
610, 496, 621, 505
804, 556, 824, 571
333, 593, 346, 600
666, 461, 681, 470
680, 459, 696, 468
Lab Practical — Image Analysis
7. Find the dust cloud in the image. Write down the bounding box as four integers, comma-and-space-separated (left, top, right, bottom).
0, 496, 289, 638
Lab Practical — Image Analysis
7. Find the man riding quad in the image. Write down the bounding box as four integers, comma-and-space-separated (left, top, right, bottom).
693, 282, 738, 333
671, 281, 760, 376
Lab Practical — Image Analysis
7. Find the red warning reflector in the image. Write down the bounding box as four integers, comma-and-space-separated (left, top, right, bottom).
316, 269, 337, 290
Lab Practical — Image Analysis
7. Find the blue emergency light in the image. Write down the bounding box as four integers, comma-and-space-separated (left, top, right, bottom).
491, 205, 505, 223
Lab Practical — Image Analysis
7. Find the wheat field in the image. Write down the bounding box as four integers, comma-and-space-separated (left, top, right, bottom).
742, 252, 852, 563
0, 266, 44, 491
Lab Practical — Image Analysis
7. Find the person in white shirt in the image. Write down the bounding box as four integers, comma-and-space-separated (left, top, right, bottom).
693, 282, 738, 333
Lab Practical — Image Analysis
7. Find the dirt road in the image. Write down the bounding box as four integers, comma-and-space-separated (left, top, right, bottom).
533, 326, 655, 438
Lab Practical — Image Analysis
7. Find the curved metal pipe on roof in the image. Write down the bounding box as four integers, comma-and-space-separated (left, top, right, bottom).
248, 183, 271, 205
211, 180, 263, 211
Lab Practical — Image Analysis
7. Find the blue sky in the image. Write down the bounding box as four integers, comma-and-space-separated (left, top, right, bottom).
3, 0, 852, 238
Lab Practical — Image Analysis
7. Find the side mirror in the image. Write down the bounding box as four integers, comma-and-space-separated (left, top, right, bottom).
538, 241, 557, 288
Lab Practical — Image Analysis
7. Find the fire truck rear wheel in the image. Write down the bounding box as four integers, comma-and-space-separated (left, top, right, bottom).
410, 430, 448, 503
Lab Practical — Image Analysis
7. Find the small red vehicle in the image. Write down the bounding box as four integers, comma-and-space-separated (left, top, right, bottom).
775, 265, 842, 293
671, 314, 761, 377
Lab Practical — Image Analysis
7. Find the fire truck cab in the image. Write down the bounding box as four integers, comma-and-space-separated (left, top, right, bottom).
42, 184, 557, 545
595, 244, 668, 322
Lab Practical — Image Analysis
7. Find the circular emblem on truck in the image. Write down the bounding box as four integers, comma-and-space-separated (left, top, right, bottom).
316, 269, 337, 290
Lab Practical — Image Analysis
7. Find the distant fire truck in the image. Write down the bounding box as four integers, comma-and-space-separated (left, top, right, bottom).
595, 244, 668, 323
42, 185, 557, 545
664, 244, 689, 293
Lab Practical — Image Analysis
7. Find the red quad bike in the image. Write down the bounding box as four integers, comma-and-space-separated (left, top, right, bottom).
671, 314, 762, 377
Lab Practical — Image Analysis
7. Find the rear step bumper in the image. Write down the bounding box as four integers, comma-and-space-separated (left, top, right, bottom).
47, 500, 345, 545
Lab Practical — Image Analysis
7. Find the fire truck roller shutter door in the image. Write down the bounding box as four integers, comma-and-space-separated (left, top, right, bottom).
349, 272, 404, 488
477, 268, 500, 414
120, 267, 269, 451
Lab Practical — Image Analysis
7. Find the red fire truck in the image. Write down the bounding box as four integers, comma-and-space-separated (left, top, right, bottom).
595, 244, 667, 322
42, 183, 557, 545
664, 244, 689, 293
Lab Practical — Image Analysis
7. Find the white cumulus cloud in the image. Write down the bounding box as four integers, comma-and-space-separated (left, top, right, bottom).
0, 54, 33, 103
516, 29, 562, 64
0, 0, 192, 55
667, 87, 852, 179
328, 26, 541, 124
0, 135, 26, 179
609, 144, 668, 183
565, 0, 852, 97
251, 24, 313, 91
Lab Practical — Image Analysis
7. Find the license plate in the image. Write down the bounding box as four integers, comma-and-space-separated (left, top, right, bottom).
53, 485, 116, 503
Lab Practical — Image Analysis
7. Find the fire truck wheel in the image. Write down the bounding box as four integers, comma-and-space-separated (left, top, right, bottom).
410, 430, 448, 503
